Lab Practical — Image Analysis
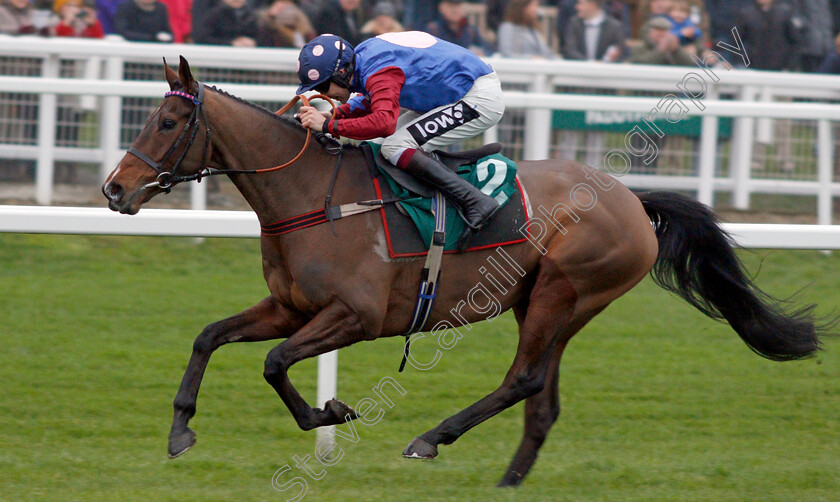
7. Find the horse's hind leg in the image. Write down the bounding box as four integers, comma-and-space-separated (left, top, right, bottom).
497, 308, 603, 487
263, 299, 368, 430
497, 343, 562, 487
169, 296, 305, 458
402, 257, 577, 459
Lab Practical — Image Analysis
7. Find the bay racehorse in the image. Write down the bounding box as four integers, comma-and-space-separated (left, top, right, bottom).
102, 58, 828, 486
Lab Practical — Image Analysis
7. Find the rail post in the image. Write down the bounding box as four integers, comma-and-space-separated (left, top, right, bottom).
100, 55, 124, 182
316, 350, 338, 457
35, 54, 59, 205
524, 74, 551, 161
697, 85, 720, 205
817, 119, 833, 226
730, 85, 756, 210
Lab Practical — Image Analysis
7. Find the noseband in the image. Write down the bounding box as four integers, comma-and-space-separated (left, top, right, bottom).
126, 84, 338, 192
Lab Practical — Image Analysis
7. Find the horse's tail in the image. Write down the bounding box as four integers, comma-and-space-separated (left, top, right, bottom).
636, 190, 825, 361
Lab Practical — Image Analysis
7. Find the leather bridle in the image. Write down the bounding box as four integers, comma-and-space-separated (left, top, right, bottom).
126, 83, 337, 193
128, 85, 210, 192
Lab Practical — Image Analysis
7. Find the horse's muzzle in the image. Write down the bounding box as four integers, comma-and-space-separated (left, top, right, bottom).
103, 180, 145, 214
102, 180, 132, 214
103, 181, 123, 204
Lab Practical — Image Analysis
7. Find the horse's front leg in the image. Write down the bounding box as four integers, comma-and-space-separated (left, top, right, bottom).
263, 299, 369, 430
169, 296, 306, 458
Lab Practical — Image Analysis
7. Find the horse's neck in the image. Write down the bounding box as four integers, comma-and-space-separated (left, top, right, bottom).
206, 92, 330, 225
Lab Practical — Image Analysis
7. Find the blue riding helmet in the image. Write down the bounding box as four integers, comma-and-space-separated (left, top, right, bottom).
296, 34, 356, 94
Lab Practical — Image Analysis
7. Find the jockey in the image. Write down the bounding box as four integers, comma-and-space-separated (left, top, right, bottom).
295, 31, 505, 234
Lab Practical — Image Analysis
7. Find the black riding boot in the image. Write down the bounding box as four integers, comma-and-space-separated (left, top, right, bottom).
403, 150, 501, 232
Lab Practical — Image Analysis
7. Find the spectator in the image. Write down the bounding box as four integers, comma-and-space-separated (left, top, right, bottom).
486, 0, 505, 33
817, 31, 840, 72
791, 0, 834, 72
114, 0, 174, 42
0, 0, 37, 34
560, 0, 632, 39
668, 0, 701, 53
191, 0, 216, 43
628, 15, 694, 65
736, 0, 799, 71
640, 0, 673, 35
297, 0, 322, 24
561, 0, 625, 175
360, 0, 402, 19
425, 0, 491, 55
497, 0, 557, 59
562, 0, 625, 62
703, 0, 750, 49
626, 14, 691, 171
192, 0, 268, 41
645, 0, 674, 16
94, 0, 120, 34
554, 0, 577, 42
313, 0, 364, 45
360, 1, 402, 38
52, 0, 104, 37
196, 0, 260, 46
158, 0, 191, 42
258, 0, 314, 48
402, 0, 436, 30
30, 0, 51, 28
603, 0, 630, 38
831, 0, 840, 35
559, 0, 630, 39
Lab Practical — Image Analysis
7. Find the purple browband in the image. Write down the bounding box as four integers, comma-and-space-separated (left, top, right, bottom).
165, 90, 201, 104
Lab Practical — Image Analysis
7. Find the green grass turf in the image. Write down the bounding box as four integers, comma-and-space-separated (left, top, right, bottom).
0, 234, 838, 501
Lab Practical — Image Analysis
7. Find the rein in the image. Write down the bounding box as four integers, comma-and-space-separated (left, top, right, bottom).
129, 84, 405, 238
128, 83, 339, 192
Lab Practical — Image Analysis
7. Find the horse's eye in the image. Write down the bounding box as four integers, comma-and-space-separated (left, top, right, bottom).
161, 119, 177, 130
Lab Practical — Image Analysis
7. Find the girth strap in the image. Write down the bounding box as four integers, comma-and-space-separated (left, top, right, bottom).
399, 191, 446, 372
260, 200, 392, 236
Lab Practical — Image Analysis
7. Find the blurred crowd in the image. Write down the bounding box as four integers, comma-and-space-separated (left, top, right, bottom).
2, 0, 840, 73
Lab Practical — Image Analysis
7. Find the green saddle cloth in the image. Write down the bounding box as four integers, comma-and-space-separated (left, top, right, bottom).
366, 142, 519, 251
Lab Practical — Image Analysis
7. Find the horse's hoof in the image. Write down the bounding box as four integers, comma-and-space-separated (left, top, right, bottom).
402, 437, 438, 459
497, 471, 525, 488
168, 428, 196, 459
324, 398, 358, 423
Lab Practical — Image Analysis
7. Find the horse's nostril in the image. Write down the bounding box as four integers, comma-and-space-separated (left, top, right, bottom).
103, 182, 124, 202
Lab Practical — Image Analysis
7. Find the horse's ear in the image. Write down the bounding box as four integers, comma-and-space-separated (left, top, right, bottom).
164, 57, 182, 91
178, 56, 199, 95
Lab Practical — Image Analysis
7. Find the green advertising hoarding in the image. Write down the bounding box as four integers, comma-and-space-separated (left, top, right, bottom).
552, 110, 732, 139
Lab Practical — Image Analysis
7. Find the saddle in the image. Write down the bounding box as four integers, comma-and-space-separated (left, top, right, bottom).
361, 141, 527, 256
357, 141, 529, 370
374, 143, 503, 199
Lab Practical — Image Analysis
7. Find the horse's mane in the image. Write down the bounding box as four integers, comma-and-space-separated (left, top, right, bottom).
205, 84, 307, 132
204, 84, 360, 153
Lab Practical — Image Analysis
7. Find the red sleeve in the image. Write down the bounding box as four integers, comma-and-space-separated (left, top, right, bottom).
334, 100, 371, 120
327, 66, 404, 140
83, 21, 104, 38
54, 22, 75, 37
